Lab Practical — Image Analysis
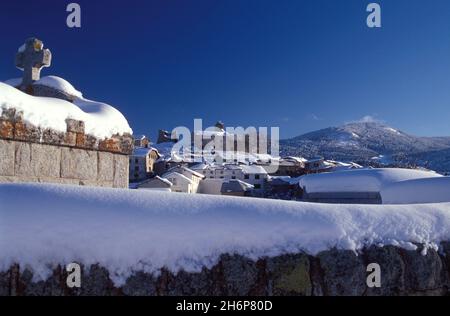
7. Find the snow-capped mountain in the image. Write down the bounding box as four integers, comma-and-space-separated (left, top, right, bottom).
280, 122, 450, 170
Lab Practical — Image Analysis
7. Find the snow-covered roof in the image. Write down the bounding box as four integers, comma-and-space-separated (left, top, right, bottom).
282, 156, 308, 163
0, 81, 132, 139
134, 134, 147, 141
3, 78, 22, 87
132, 147, 159, 157
34, 76, 83, 98
221, 180, 254, 193
1, 182, 450, 285
298, 168, 442, 193
178, 166, 205, 179
240, 164, 268, 175
381, 177, 450, 204
138, 176, 173, 187
162, 171, 194, 184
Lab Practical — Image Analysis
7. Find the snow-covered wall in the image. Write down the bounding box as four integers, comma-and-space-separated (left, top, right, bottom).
1, 183, 450, 296
1, 244, 449, 296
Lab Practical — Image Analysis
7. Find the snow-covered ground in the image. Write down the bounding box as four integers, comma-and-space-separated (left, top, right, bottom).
0, 78, 132, 139
1, 183, 450, 285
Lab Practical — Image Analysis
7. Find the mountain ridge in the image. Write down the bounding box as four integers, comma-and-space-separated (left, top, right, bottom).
280, 121, 450, 172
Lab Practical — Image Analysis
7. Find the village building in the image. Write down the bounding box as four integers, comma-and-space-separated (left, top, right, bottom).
0, 38, 133, 188
129, 147, 160, 182
134, 135, 150, 148
266, 177, 303, 200
161, 166, 205, 193
304, 157, 333, 174
271, 156, 307, 176
135, 176, 172, 191
221, 180, 254, 197
297, 168, 442, 204
191, 163, 268, 196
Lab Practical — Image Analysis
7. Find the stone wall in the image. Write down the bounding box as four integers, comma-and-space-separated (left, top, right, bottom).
1, 243, 449, 296
0, 139, 129, 188
0, 108, 132, 188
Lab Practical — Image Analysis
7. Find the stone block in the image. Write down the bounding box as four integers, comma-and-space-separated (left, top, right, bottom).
0, 120, 14, 139
122, 272, 157, 296
267, 253, 311, 296
75, 133, 86, 148
63, 132, 76, 146
0, 108, 16, 121
219, 254, 259, 296
61, 147, 98, 180
99, 138, 121, 153
0, 139, 15, 176
65, 119, 85, 134
98, 152, 114, 181
30, 144, 61, 178
317, 249, 366, 296
113, 154, 129, 188
364, 245, 406, 296
14, 122, 41, 142
85, 135, 99, 150
14, 142, 32, 176
42, 129, 65, 145
401, 246, 447, 295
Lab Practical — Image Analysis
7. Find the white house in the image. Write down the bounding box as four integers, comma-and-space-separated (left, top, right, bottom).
191, 163, 268, 196
169, 166, 205, 193
162, 171, 195, 194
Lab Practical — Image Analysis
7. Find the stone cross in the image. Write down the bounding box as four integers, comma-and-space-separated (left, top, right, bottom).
15, 38, 52, 87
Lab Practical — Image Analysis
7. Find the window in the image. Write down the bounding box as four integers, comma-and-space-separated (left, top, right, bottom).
134, 166, 139, 171
255, 174, 260, 180
254, 184, 261, 189
244, 175, 249, 179
232, 176, 236, 179
135, 159, 139, 163
134, 173, 139, 178
220, 176, 224, 179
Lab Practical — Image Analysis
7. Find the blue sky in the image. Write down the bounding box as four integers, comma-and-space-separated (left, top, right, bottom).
1, 0, 450, 139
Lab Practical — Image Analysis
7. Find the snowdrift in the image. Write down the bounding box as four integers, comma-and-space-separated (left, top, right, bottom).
1, 183, 450, 285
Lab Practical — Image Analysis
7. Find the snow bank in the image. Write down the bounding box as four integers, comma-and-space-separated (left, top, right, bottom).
298, 168, 442, 193
34, 76, 83, 98
0, 82, 132, 139
3, 78, 22, 87
381, 177, 450, 204
1, 183, 450, 285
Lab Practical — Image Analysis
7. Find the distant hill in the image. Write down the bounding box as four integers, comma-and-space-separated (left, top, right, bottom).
280, 122, 450, 172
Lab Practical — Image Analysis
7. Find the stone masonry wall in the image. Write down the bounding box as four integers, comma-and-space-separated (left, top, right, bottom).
1, 243, 449, 296
0, 107, 132, 188
0, 139, 129, 188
